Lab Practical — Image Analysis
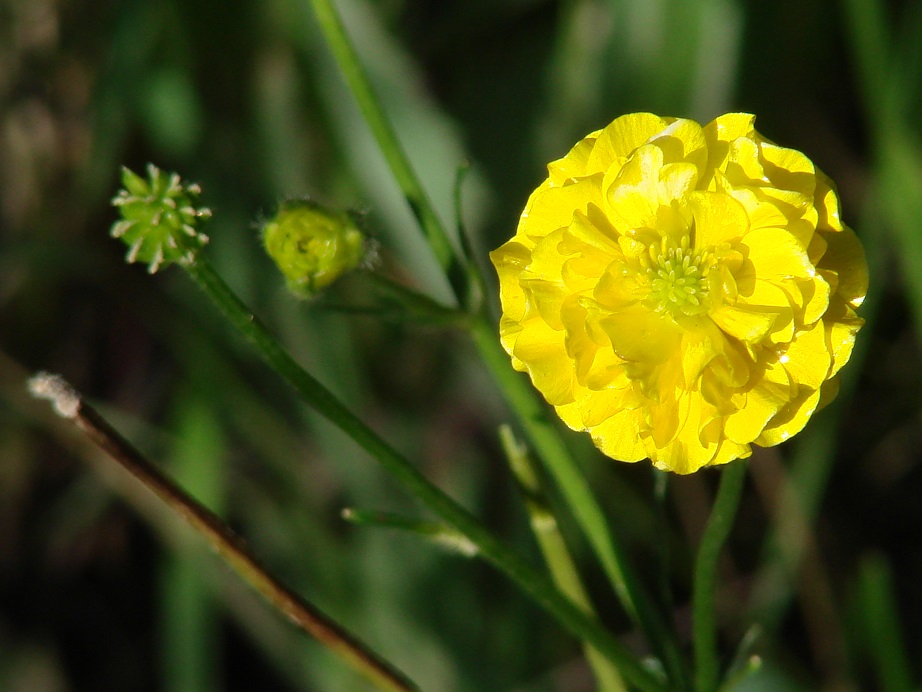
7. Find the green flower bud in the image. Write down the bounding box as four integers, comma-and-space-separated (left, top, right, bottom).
262, 200, 365, 297
111, 164, 211, 273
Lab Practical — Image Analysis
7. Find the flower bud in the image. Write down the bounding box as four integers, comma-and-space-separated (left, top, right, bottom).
262, 200, 365, 297
111, 164, 211, 273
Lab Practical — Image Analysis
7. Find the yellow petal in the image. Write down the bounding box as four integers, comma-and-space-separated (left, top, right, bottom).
756, 385, 822, 447
650, 118, 708, 166
818, 226, 868, 308
780, 320, 831, 390
726, 137, 766, 185
799, 275, 831, 325
588, 407, 647, 462
560, 207, 621, 255
511, 318, 575, 406
689, 190, 750, 247
647, 392, 721, 473
521, 178, 601, 242
600, 306, 681, 364
710, 303, 777, 344
562, 300, 628, 390
724, 358, 791, 443
491, 240, 532, 322
759, 142, 817, 196
577, 385, 635, 427
548, 131, 600, 183
823, 299, 864, 377
722, 278, 795, 344
645, 377, 686, 446
605, 145, 665, 230
708, 441, 752, 467
708, 113, 757, 143
702, 113, 756, 181
807, 229, 828, 264
817, 376, 840, 412
739, 227, 815, 281
585, 113, 668, 174
814, 172, 844, 232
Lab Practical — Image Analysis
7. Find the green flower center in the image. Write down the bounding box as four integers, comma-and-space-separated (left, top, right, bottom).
642, 236, 712, 316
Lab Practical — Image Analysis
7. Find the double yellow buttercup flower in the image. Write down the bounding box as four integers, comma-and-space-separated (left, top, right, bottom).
491, 113, 867, 473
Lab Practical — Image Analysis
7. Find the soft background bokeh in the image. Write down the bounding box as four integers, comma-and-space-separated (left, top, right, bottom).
1, 0, 920, 689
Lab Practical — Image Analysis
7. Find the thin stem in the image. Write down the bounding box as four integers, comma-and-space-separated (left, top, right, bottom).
500, 426, 626, 692
693, 460, 747, 692
307, 0, 468, 304
182, 258, 665, 692
27, 373, 417, 692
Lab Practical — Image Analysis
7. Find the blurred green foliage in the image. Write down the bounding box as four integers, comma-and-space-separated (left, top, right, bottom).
1, 0, 920, 689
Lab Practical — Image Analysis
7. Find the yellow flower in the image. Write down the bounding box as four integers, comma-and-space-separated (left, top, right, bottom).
490, 113, 867, 474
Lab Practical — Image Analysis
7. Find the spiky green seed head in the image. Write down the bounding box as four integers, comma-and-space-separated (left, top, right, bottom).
110, 164, 211, 273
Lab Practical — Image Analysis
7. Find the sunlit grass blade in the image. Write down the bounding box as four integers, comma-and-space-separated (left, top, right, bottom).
500, 426, 627, 692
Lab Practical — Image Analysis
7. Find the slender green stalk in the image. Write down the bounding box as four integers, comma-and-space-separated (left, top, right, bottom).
301, 3, 687, 680
183, 258, 665, 692
307, 0, 468, 304
500, 426, 626, 692
27, 372, 417, 692
693, 460, 747, 692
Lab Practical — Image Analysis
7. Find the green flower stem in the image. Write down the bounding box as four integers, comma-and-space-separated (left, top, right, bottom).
693, 460, 747, 692
183, 257, 666, 692
471, 316, 688, 687
307, 0, 468, 305
27, 373, 417, 692
500, 426, 626, 692
305, 0, 685, 683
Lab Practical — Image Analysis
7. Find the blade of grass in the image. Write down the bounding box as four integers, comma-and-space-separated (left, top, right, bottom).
500, 426, 627, 692
305, 0, 467, 305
